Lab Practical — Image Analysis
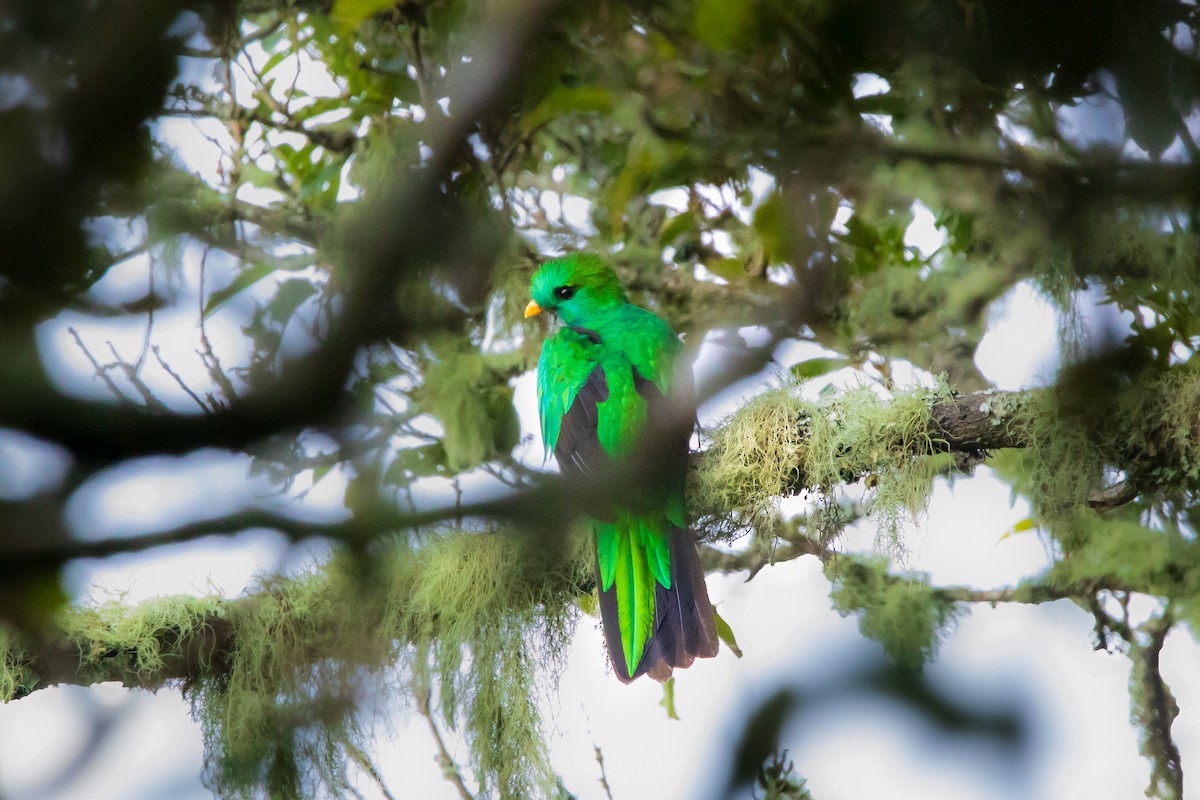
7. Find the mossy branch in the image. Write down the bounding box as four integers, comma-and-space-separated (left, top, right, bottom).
1130, 612, 1184, 800
4, 531, 588, 799
11, 372, 1197, 576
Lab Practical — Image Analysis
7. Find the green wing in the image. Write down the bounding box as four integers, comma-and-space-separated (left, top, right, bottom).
536, 327, 601, 457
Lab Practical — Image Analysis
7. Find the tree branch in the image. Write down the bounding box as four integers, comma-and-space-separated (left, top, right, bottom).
418, 691, 476, 800
1132, 612, 1184, 800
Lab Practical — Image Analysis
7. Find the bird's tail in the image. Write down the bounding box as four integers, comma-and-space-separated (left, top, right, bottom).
598, 526, 719, 684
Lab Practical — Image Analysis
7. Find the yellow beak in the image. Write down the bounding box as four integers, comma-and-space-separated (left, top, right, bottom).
524, 300, 543, 318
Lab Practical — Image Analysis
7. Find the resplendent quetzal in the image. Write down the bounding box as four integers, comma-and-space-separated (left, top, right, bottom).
526, 253, 719, 682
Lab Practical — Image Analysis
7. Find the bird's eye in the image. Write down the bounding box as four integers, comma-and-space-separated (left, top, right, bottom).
553, 285, 575, 301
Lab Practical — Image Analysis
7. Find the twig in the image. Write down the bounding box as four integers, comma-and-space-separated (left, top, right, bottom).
418, 691, 475, 800
936, 585, 1076, 604
344, 739, 399, 800
197, 247, 238, 403
68, 328, 133, 405
135, 255, 155, 371
153, 345, 212, 412
106, 342, 169, 412
592, 740, 615, 800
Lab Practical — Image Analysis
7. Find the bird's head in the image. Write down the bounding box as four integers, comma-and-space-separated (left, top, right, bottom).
526, 253, 627, 328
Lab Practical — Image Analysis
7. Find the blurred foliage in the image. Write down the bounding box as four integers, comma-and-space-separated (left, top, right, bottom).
829, 557, 963, 670
752, 751, 813, 800
3, 0, 1200, 797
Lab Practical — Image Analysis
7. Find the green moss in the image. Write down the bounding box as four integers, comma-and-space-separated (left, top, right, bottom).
693, 378, 950, 553
1006, 367, 1200, 548
1, 528, 586, 800
828, 558, 962, 669
185, 529, 588, 800
386, 531, 588, 799
691, 388, 814, 538
805, 382, 950, 552
61, 594, 227, 681
1032, 511, 1200, 624
0, 627, 35, 701
192, 565, 369, 799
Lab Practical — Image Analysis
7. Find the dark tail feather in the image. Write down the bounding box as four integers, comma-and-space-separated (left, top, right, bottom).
597, 526, 719, 684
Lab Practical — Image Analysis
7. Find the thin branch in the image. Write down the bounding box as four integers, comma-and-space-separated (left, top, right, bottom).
1133, 611, 1184, 800
344, 738, 399, 800
68, 327, 133, 405
2, 370, 1191, 573
418, 691, 476, 800
700, 536, 824, 578
106, 342, 170, 412
152, 345, 213, 412
935, 585, 1078, 604
135, 256, 156, 372
1086, 479, 1140, 513
878, 140, 1200, 203
197, 247, 238, 403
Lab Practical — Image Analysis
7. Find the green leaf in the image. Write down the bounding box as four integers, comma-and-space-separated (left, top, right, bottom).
297, 158, 344, 205
241, 162, 282, 191
204, 262, 277, 317
1113, 56, 1178, 158
790, 357, 849, 381
998, 516, 1038, 542
693, 0, 753, 51
707, 257, 745, 282
660, 677, 680, 720
659, 210, 699, 248
840, 214, 880, 251
522, 86, 615, 134
342, 462, 381, 514
331, 0, 395, 32
419, 345, 520, 471
267, 278, 318, 324
752, 192, 788, 263
714, 608, 743, 658
259, 48, 291, 78
936, 210, 975, 255
854, 92, 907, 116
386, 444, 448, 482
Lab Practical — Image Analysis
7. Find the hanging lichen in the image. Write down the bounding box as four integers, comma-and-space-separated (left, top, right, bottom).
63, 594, 229, 681
803, 381, 952, 553
0, 529, 589, 800
828, 557, 963, 669
385, 530, 589, 798
1001, 365, 1200, 550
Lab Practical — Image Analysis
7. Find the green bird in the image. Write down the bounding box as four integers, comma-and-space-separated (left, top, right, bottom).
526, 253, 719, 683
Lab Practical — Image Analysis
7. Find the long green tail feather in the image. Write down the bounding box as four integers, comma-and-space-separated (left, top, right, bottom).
594, 515, 671, 671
